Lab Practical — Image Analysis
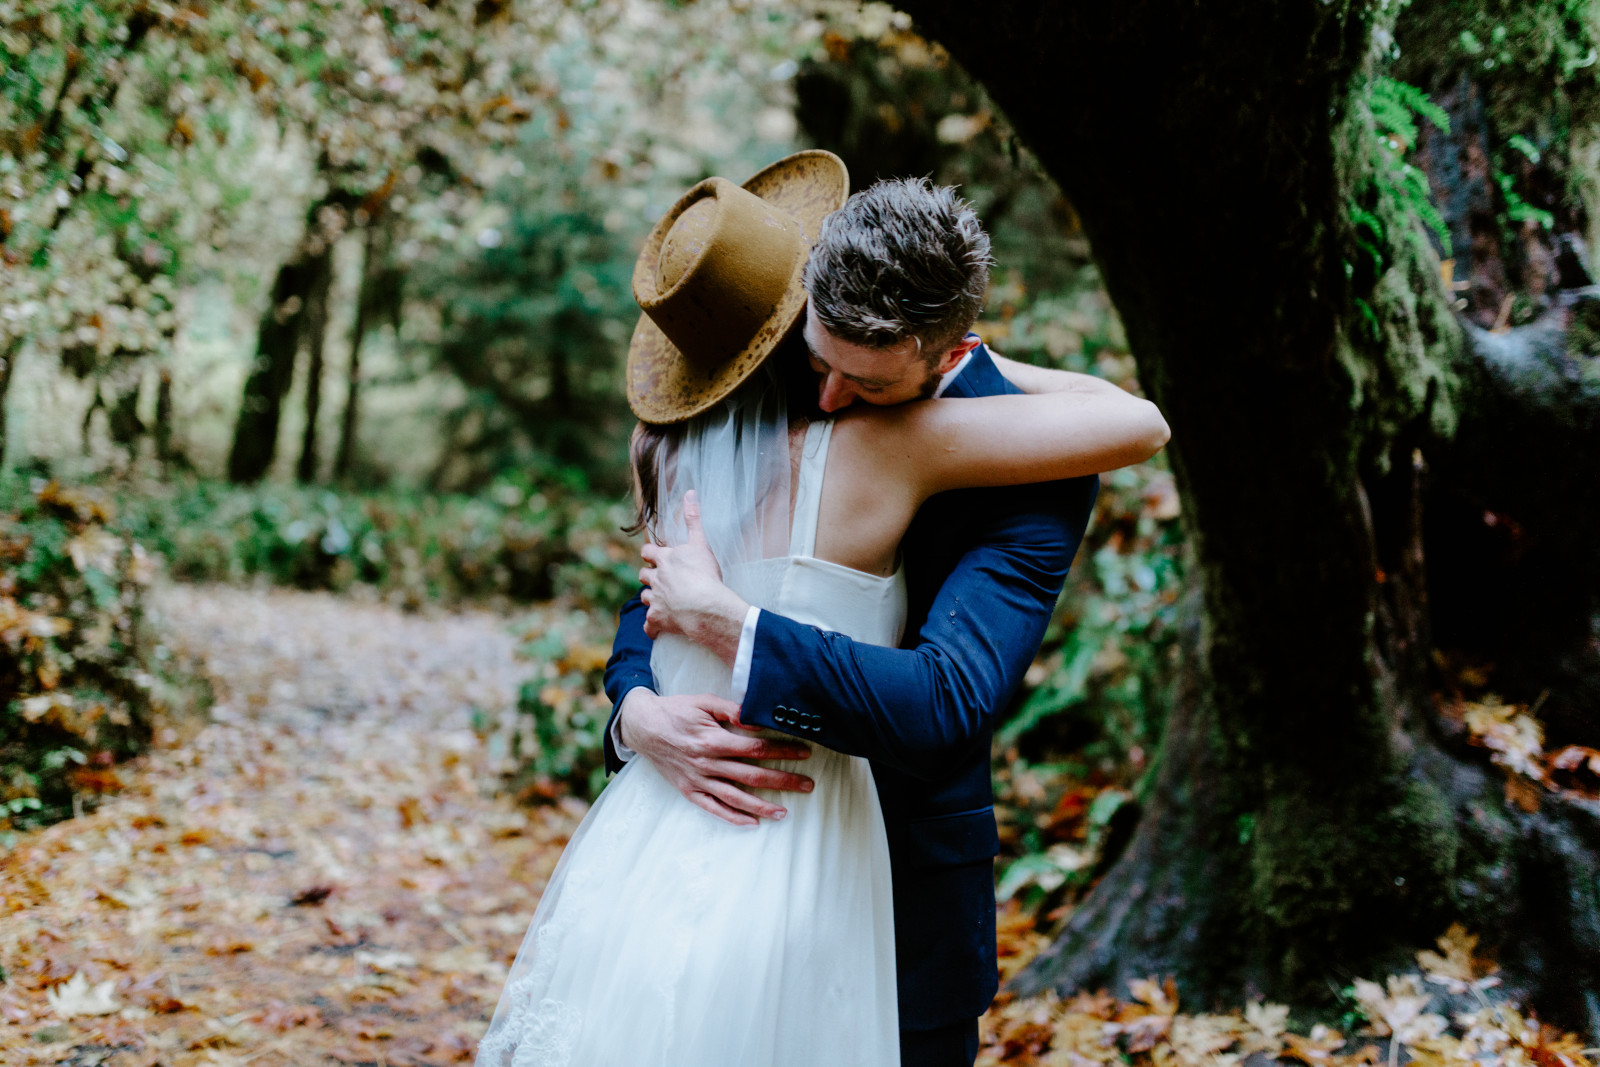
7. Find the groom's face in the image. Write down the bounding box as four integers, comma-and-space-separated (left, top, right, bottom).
802, 306, 966, 413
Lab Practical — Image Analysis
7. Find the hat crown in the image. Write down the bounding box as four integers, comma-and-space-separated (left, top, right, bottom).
633, 177, 805, 373
655, 197, 717, 294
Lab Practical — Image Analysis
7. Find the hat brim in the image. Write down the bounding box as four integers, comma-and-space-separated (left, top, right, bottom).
626, 150, 848, 424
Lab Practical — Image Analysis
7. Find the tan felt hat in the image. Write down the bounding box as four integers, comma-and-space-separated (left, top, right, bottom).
626, 150, 849, 424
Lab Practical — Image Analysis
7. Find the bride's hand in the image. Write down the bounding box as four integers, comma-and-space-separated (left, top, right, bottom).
639, 491, 748, 665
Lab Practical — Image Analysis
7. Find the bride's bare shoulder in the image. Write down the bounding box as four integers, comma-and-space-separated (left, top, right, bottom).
811, 411, 922, 575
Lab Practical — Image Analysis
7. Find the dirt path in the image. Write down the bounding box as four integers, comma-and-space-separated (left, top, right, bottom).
0, 585, 587, 1066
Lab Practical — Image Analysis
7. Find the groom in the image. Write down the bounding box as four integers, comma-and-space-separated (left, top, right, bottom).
605, 173, 1103, 1065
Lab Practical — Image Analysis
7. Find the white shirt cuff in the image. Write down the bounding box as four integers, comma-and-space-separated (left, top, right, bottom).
729, 606, 762, 704
609, 686, 654, 763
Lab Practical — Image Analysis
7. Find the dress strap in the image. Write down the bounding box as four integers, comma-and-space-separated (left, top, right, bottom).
788, 420, 833, 558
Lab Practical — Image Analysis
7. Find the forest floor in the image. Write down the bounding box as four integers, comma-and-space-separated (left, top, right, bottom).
0, 585, 1591, 1066
0, 584, 584, 1065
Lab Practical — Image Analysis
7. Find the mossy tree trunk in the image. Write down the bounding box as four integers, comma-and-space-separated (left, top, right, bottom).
895, 0, 1600, 1029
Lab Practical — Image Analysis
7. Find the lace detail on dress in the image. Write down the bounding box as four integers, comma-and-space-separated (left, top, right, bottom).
477, 985, 580, 1067
520, 998, 581, 1067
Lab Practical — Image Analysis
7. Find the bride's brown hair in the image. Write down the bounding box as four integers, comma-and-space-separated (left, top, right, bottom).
624, 420, 682, 541
625, 324, 817, 541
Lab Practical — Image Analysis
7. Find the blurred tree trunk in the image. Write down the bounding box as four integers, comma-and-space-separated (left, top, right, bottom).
335, 220, 401, 483
295, 246, 334, 483
335, 226, 376, 482
154, 367, 175, 474
0, 337, 19, 464
896, 0, 1600, 1029
228, 206, 334, 484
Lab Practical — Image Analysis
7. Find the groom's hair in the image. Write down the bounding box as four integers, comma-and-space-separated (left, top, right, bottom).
804, 177, 993, 361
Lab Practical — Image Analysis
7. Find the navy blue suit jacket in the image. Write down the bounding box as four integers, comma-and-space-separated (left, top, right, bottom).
602, 343, 1097, 1030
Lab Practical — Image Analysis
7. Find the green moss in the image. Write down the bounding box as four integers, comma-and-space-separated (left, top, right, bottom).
1568, 297, 1600, 354
1397, 0, 1600, 145
1246, 772, 1461, 987
1328, 0, 1600, 463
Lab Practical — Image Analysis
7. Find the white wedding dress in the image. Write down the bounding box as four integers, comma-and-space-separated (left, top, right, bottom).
476, 419, 907, 1067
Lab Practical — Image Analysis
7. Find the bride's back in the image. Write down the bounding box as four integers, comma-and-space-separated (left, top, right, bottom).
794, 411, 928, 579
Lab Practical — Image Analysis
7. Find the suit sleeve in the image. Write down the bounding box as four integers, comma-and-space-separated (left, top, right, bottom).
601, 590, 656, 774
740, 476, 1098, 781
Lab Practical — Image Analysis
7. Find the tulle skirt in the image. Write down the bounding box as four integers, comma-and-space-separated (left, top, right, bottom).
474, 739, 899, 1067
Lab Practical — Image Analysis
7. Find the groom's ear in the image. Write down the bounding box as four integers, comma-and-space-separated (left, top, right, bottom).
934, 333, 981, 375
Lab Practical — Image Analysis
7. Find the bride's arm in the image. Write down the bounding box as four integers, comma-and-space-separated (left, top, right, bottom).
988, 351, 1120, 397
848, 377, 1168, 504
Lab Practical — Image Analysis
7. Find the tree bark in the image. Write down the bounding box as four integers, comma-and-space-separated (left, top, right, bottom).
335, 225, 378, 482
154, 367, 174, 475
893, 0, 1600, 1028
0, 337, 19, 465
227, 211, 333, 484
295, 244, 334, 483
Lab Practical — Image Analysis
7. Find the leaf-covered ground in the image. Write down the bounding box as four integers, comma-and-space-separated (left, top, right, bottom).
0, 585, 587, 1065
0, 585, 1592, 1066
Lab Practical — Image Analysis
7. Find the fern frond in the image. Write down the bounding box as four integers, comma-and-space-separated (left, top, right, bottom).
1349, 205, 1385, 242
1354, 296, 1382, 341
1385, 77, 1451, 135
1413, 197, 1454, 257
1507, 134, 1541, 164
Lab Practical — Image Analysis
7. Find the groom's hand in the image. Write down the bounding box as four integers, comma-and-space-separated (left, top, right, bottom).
618, 688, 814, 827
639, 490, 747, 666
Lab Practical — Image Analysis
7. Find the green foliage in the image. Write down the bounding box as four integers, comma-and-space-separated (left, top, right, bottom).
0, 0, 266, 382
406, 3, 808, 488
1000, 461, 1186, 770
1370, 75, 1452, 148
0, 477, 194, 831
1507, 133, 1543, 164
1337, 74, 1455, 346
504, 623, 613, 802
113, 474, 639, 613
1366, 76, 1454, 259
994, 779, 1133, 910
1395, 0, 1600, 235
2, 0, 812, 488
1495, 169, 1556, 230
1444, 3, 1600, 98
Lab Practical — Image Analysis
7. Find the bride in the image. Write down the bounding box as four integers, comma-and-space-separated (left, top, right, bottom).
475, 152, 1168, 1066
